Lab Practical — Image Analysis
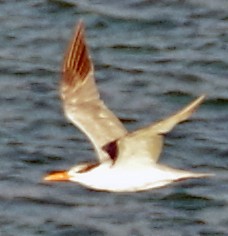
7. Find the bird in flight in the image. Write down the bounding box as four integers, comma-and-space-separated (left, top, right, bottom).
44, 21, 212, 192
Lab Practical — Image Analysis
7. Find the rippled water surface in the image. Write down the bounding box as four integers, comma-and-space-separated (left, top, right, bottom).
0, 0, 228, 235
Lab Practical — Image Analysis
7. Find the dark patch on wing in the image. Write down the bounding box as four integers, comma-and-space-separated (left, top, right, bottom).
102, 140, 118, 162
78, 163, 100, 173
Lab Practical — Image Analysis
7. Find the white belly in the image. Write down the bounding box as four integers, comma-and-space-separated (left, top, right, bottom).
69, 163, 200, 192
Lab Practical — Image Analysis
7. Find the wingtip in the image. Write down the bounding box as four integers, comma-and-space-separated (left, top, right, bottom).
146, 94, 207, 135
187, 94, 206, 114
61, 18, 92, 88
197, 94, 206, 103
76, 19, 85, 32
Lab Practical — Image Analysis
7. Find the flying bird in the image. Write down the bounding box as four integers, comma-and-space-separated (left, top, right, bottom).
44, 21, 212, 192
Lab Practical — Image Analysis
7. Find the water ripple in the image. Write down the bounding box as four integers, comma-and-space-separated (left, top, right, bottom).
0, 0, 228, 235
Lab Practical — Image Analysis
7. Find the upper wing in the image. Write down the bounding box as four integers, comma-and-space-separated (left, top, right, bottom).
105, 95, 205, 167
61, 21, 127, 163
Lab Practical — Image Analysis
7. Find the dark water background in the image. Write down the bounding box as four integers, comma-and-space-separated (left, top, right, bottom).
0, 0, 227, 235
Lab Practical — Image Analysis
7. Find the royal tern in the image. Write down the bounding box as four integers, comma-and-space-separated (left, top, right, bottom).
44, 21, 212, 192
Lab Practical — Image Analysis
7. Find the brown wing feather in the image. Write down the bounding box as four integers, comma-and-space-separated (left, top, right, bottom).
60, 21, 127, 163
62, 21, 91, 88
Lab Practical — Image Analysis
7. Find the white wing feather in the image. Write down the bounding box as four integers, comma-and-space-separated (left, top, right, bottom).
112, 95, 205, 167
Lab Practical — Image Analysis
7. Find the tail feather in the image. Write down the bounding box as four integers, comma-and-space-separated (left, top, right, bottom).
174, 171, 215, 182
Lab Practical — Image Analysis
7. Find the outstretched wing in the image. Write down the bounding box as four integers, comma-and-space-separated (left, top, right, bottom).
61, 21, 127, 163
105, 95, 205, 167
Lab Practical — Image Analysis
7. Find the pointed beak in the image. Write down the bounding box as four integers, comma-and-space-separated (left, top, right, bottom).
43, 170, 70, 182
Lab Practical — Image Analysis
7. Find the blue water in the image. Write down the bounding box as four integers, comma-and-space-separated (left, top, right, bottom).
0, 0, 227, 235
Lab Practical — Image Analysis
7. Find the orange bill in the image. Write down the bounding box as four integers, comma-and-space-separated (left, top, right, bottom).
43, 170, 70, 181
